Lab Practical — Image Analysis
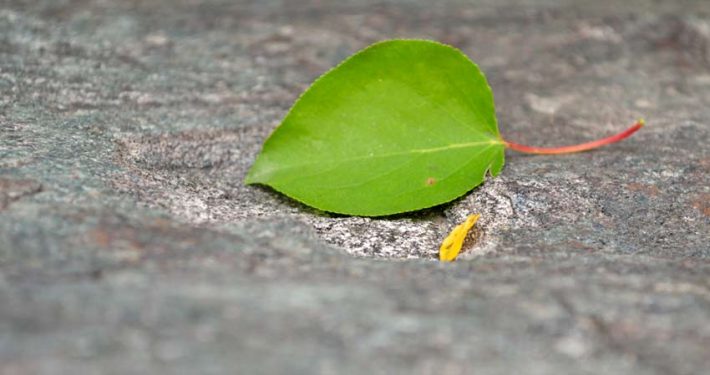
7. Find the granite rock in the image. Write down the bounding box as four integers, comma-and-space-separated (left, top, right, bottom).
1, 1, 709, 374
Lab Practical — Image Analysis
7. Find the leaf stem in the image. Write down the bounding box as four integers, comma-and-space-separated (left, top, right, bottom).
503, 119, 645, 155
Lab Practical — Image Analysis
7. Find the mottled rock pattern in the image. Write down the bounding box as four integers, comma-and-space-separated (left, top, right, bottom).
1, 1, 709, 374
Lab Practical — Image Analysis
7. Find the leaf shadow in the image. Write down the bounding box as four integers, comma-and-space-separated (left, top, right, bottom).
250, 184, 450, 222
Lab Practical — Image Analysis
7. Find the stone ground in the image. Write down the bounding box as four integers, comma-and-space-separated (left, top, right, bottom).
1, 0, 709, 374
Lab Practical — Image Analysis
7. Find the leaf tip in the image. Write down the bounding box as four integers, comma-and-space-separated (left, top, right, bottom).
244, 167, 265, 186
243, 170, 257, 185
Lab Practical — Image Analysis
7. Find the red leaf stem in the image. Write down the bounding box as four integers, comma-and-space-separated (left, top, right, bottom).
504, 119, 645, 155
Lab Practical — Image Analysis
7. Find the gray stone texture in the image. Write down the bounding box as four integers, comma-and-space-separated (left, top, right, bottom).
1, 0, 709, 374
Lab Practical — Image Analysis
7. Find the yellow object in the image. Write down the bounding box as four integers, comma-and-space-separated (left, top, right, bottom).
439, 214, 480, 262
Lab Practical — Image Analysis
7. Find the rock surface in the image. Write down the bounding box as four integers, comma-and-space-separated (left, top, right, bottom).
1, 0, 709, 374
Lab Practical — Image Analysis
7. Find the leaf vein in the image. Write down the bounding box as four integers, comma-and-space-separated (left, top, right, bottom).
262, 140, 503, 177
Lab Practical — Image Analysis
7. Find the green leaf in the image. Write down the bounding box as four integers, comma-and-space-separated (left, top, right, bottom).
246, 39, 505, 216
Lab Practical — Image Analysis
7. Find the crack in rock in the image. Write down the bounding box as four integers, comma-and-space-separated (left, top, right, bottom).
0, 177, 42, 211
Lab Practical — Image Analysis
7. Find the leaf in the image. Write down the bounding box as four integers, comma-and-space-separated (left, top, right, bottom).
439, 214, 480, 262
246, 40, 505, 216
